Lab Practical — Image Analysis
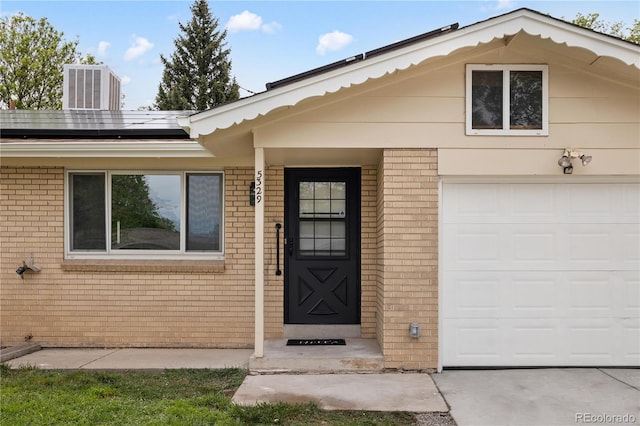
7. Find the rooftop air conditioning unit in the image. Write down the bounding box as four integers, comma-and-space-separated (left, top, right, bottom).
63, 64, 121, 110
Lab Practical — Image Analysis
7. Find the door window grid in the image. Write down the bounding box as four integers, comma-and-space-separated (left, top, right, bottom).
299, 181, 346, 256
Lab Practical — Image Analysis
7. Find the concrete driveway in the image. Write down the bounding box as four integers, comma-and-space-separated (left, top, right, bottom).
432, 368, 640, 426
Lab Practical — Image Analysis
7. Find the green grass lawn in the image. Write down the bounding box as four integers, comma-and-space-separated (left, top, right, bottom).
0, 364, 416, 425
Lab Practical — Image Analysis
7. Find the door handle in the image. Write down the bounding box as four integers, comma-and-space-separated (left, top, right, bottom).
275, 223, 282, 276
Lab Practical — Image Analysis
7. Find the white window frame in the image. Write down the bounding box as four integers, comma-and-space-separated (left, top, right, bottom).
466, 64, 549, 136
64, 170, 224, 260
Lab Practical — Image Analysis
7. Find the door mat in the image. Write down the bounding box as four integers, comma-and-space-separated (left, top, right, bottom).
286, 338, 346, 346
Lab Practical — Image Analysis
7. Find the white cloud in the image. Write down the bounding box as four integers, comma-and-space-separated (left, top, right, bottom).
261, 21, 283, 35
227, 10, 282, 34
97, 41, 111, 57
120, 75, 132, 85
316, 30, 354, 55
123, 35, 154, 61
227, 10, 262, 32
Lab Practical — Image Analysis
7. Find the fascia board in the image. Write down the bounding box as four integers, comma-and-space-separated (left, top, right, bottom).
0, 141, 214, 158
181, 10, 640, 138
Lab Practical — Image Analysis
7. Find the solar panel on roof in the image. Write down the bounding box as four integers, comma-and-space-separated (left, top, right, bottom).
0, 110, 196, 139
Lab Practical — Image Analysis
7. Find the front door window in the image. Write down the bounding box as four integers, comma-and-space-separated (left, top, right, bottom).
298, 181, 346, 257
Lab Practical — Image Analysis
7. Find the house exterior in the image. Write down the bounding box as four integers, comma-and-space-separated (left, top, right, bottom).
1, 9, 638, 370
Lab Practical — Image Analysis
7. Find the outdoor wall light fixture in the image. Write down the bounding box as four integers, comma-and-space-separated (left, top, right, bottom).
249, 182, 256, 206
15, 254, 41, 280
410, 322, 421, 338
558, 149, 592, 174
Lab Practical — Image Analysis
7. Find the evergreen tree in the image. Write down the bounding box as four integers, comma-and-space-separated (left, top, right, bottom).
155, 0, 240, 111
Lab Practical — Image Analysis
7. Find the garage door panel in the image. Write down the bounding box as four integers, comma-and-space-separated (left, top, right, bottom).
622, 322, 640, 362
445, 271, 631, 319
444, 272, 560, 318
511, 324, 558, 360
566, 185, 612, 218
449, 227, 501, 264
445, 319, 566, 366
512, 231, 557, 263
442, 182, 640, 367
444, 224, 559, 269
512, 185, 557, 217
444, 318, 640, 366
444, 183, 639, 224
566, 320, 616, 360
443, 319, 501, 363
620, 274, 640, 313
564, 224, 639, 268
445, 223, 636, 270
622, 229, 640, 266
621, 184, 640, 217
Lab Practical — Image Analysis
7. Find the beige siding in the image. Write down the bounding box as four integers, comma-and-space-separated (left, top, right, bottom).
0, 166, 255, 348
254, 37, 639, 166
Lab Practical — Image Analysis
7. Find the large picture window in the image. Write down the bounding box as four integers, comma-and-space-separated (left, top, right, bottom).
67, 171, 223, 257
466, 64, 548, 136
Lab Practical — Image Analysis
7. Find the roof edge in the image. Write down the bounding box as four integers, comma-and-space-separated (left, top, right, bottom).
265, 23, 459, 90
0, 128, 191, 139
0, 140, 214, 158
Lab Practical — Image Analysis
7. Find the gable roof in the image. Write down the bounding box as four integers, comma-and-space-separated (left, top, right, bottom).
179, 8, 640, 139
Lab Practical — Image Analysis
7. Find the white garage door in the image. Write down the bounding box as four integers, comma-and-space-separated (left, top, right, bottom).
442, 181, 639, 367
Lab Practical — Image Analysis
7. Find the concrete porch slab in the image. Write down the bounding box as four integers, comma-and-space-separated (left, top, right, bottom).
233, 373, 448, 412
249, 338, 384, 373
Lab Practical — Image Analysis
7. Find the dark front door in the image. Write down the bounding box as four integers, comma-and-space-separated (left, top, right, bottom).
284, 168, 361, 324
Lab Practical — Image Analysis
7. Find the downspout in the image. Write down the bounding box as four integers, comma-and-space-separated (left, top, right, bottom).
254, 147, 265, 357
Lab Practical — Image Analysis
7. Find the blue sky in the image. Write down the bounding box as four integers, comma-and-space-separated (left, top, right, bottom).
4, 0, 638, 109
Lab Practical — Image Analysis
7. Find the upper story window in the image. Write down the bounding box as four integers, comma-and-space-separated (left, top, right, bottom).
466, 64, 548, 136
67, 171, 223, 259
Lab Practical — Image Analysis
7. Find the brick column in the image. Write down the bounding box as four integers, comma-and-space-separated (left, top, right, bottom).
377, 149, 439, 370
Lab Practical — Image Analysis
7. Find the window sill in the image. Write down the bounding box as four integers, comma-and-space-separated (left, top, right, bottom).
465, 129, 548, 136
61, 259, 225, 273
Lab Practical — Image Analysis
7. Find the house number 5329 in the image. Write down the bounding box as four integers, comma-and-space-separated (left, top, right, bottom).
255, 170, 263, 204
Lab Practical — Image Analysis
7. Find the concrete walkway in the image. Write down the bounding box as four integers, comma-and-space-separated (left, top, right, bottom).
4, 347, 448, 414
7, 347, 637, 423
5, 347, 252, 370
233, 373, 448, 412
